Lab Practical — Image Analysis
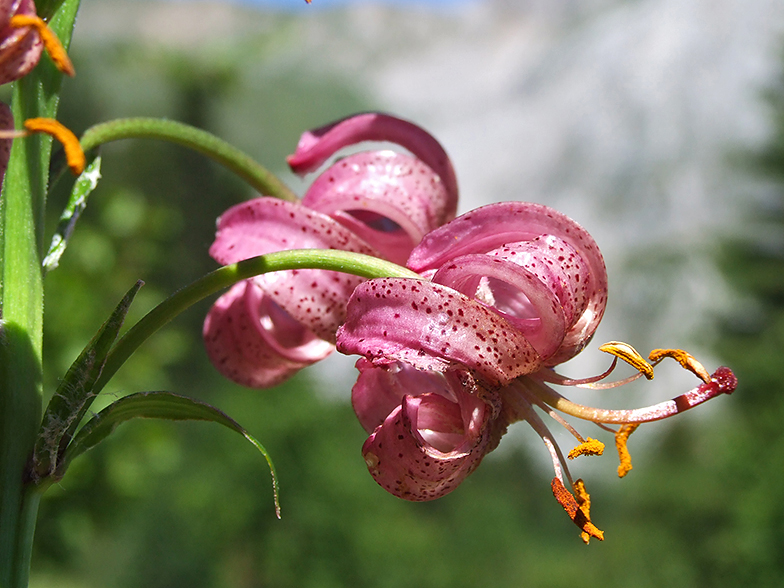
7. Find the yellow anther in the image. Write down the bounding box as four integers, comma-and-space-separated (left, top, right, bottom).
551, 477, 604, 543
9, 14, 75, 77
615, 423, 640, 478
648, 348, 712, 384
599, 341, 655, 380
567, 437, 605, 460
23, 118, 85, 175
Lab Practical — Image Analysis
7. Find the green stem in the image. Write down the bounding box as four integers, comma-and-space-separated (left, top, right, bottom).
79, 118, 299, 202
94, 249, 419, 396
0, 0, 81, 584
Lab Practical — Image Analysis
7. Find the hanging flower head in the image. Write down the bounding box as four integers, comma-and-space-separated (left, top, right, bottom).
337, 202, 737, 542
203, 113, 458, 387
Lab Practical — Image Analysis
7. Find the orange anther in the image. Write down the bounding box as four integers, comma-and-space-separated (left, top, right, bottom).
551, 477, 604, 543
567, 437, 605, 460
648, 348, 712, 383
599, 341, 655, 380
23, 118, 85, 175
615, 423, 640, 478
9, 14, 75, 77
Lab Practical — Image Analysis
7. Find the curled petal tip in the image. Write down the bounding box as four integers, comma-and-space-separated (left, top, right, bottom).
203, 282, 333, 388
286, 112, 458, 219
359, 377, 495, 501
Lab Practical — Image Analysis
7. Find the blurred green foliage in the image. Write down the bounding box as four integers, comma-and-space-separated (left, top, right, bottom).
27, 16, 784, 588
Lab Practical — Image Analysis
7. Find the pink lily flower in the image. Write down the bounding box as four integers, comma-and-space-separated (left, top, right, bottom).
337, 202, 737, 541
204, 113, 457, 387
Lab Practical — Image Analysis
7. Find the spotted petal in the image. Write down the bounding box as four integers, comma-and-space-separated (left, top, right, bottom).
408, 202, 608, 364
351, 358, 459, 434
203, 281, 333, 388
336, 278, 542, 386
210, 197, 379, 342
287, 113, 458, 261
359, 368, 499, 501
302, 150, 451, 265
287, 113, 457, 209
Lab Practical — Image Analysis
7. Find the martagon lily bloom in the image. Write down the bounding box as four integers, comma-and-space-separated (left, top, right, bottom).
336, 201, 737, 542
203, 113, 458, 387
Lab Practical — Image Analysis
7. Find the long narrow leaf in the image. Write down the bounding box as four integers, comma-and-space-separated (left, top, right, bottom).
43, 155, 102, 273
58, 391, 281, 518
31, 281, 143, 480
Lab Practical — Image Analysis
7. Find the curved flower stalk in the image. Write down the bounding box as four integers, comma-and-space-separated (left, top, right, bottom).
1, 0, 75, 85
204, 113, 458, 387
203, 198, 378, 387
337, 202, 737, 542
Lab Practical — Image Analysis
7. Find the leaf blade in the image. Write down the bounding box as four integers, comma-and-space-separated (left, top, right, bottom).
31, 280, 143, 480
58, 391, 280, 518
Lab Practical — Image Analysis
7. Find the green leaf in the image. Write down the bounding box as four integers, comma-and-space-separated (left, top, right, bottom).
43, 154, 102, 273
31, 281, 143, 481
58, 391, 281, 518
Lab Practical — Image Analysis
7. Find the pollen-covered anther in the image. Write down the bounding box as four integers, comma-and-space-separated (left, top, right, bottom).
22, 118, 85, 175
9, 14, 75, 77
551, 477, 604, 543
599, 341, 654, 380
573, 479, 597, 544
615, 423, 639, 478
648, 348, 712, 384
567, 437, 605, 459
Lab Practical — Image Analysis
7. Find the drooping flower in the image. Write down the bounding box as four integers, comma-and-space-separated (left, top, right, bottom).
337, 201, 737, 542
204, 113, 458, 387
1, 0, 75, 85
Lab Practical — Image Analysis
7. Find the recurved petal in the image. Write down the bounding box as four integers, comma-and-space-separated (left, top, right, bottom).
286, 112, 458, 221
431, 253, 567, 361
351, 358, 459, 434
361, 380, 494, 501
302, 150, 451, 265
209, 197, 378, 264
336, 278, 542, 386
407, 202, 608, 364
0, 0, 43, 85
209, 197, 379, 342
203, 281, 333, 389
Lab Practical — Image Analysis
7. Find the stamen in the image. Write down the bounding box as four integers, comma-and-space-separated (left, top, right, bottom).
9, 14, 75, 77
614, 423, 639, 478
568, 437, 605, 459
551, 477, 604, 542
649, 348, 711, 383
23, 118, 85, 175
503, 387, 575, 486
577, 371, 645, 390
512, 379, 586, 442
599, 341, 654, 380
